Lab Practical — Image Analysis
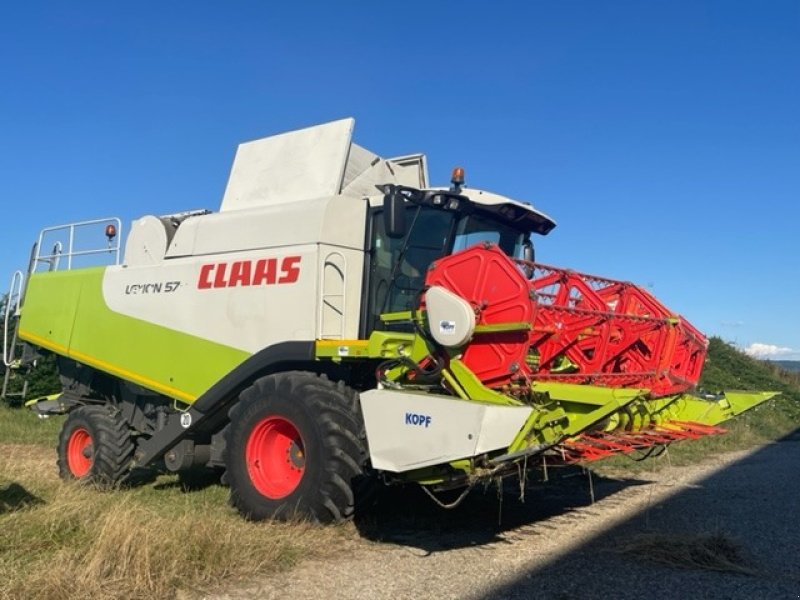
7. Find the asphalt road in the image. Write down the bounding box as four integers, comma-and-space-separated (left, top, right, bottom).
217, 430, 800, 600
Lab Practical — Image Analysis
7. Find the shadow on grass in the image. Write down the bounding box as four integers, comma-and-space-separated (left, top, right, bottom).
354, 465, 651, 552
151, 467, 224, 493
113, 466, 221, 493
0, 482, 44, 513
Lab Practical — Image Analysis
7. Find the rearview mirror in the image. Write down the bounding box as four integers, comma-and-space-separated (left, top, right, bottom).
522, 240, 534, 278
383, 188, 406, 239
522, 240, 534, 263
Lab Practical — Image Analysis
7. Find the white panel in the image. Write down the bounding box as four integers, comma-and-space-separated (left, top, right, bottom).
165, 195, 368, 259
360, 389, 532, 472
341, 143, 379, 191
387, 153, 428, 188
425, 286, 476, 347
319, 244, 364, 340
124, 216, 170, 266
320, 251, 345, 339
103, 245, 320, 352
461, 188, 556, 234
474, 403, 531, 454
220, 118, 354, 212
339, 160, 395, 198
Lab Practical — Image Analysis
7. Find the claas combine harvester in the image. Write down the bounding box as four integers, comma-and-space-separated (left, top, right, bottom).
3, 119, 775, 521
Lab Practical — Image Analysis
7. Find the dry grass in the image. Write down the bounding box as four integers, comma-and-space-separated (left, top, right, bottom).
0, 442, 355, 600
616, 531, 754, 575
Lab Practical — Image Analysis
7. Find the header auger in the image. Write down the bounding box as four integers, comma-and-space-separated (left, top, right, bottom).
5, 118, 776, 522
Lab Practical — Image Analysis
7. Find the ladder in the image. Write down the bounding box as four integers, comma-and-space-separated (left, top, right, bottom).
2, 270, 28, 403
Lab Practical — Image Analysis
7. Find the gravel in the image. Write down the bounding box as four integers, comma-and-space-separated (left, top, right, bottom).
214, 429, 800, 600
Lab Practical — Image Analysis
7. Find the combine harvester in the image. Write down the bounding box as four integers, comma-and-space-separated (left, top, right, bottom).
3, 119, 775, 521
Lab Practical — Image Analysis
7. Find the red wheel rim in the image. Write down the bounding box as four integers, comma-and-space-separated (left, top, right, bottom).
245, 416, 305, 499
66, 427, 93, 477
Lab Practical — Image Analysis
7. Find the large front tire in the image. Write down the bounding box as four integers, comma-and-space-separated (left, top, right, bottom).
225, 372, 366, 522
57, 406, 134, 484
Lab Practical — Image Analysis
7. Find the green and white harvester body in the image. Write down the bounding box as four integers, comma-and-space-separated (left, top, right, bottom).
3, 119, 775, 521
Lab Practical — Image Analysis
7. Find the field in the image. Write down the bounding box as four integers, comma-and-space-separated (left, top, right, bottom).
0, 406, 352, 600
1, 338, 799, 599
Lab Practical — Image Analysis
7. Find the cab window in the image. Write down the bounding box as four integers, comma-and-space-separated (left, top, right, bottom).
367, 206, 454, 331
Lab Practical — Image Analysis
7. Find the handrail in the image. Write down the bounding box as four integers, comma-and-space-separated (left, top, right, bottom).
3, 270, 24, 367
34, 217, 122, 271
50, 241, 63, 271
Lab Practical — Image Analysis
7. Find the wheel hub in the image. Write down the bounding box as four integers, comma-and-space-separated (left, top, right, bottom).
66, 427, 94, 478
245, 416, 306, 499
287, 441, 305, 469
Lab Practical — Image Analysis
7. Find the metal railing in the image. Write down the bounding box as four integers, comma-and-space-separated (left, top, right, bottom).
34, 217, 122, 271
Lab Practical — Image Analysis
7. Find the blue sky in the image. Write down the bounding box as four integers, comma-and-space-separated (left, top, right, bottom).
1, 1, 798, 358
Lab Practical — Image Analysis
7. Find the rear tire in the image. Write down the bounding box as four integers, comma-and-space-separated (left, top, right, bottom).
225, 372, 366, 522
57, 406, 134, 485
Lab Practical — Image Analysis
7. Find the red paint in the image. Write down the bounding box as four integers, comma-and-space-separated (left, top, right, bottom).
228, 261, 252, 287
66, 427, 93, 478
213, 262, 228, 288
425, 244, 707, 397
278, 256, 301, 284
253, 258, 277, 285
554, 421, 727, 464
197, 256, 301, 289
198, 264, 214, 289
246, 416, 305, 499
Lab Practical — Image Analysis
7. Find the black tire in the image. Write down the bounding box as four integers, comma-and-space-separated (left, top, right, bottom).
57, 405, 134, 485
225, 372, 367, 522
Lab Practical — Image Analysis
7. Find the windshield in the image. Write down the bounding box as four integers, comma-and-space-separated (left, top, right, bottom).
365, 204, 531, 334
367, 206, 455, 326
453, 212, 526, 258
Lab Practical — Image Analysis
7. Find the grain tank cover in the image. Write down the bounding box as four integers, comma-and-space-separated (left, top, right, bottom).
219, 118, 428, 212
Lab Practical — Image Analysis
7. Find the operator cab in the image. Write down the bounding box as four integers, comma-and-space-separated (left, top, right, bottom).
364, 174, 556, 334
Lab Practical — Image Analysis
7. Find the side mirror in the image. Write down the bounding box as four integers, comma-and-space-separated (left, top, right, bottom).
522, 240, 534, 263
522, 240, 535, 279
383, 188, 406, 239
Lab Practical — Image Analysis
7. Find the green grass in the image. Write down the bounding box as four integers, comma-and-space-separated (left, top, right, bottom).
0, 403, 63, 446
700, 337, 800, 403
693, 336, 800, 448
0, 407, 353, 600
